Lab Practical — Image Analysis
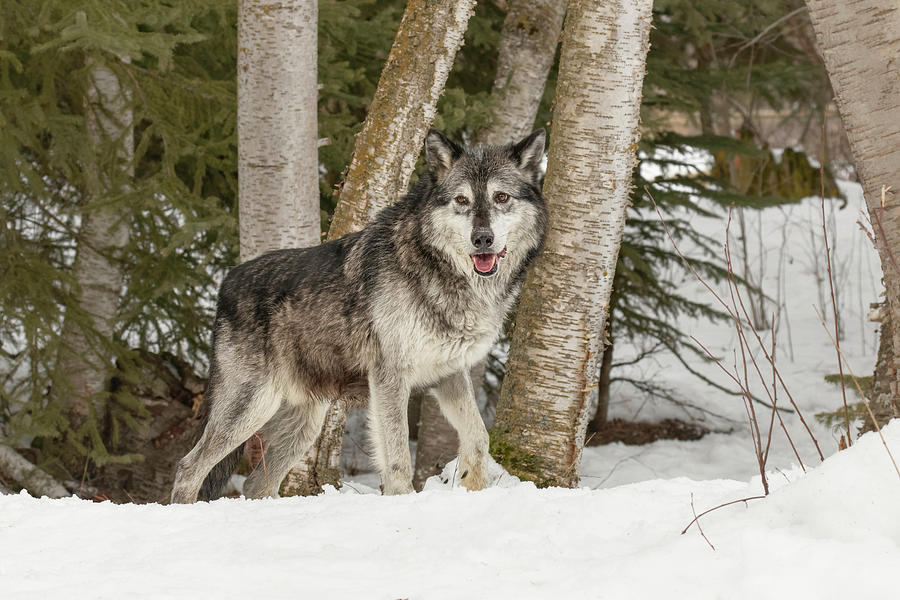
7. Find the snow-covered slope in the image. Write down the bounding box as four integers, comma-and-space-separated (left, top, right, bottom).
2, 422, 897, 599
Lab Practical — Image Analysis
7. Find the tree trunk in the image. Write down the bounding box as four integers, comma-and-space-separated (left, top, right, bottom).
236, 0, 320, 494
865, 306, 899, 433
590, 339, 613, 432
490, 0, 653, 487
412, 394, 458, 490
291, 0, 477, 495
804, 0, 900, 430
478, 0, 566, 146
237, 0, 320, 260
327, 0, 477, 237
56, 59, 132, 450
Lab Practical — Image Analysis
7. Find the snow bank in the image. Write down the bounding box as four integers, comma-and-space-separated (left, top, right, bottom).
1, 423, 897, 599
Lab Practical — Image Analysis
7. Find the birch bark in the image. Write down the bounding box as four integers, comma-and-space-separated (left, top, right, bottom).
56, 60, 132, 441
287, 0, 477, 494
804, 0, 900, 430
236, 0, 321, 493
491, 0, 654, 487
478, 0, 566, 146
237, 0, 321, 259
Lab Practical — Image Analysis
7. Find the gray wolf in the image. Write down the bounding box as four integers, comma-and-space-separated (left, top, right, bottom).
170, 129, 548, 502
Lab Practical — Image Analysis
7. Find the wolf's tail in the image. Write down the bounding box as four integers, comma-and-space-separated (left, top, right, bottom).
198, 442, 245, 501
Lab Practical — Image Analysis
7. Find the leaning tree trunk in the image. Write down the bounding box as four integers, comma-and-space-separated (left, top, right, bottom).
490, 0, 653, 487
804, 0, 900, 431
284, 0, 477, 495
478, 0, 566, 146
56, 59, 132, 455
237, 0, 320, 261
413, 0, 566, 486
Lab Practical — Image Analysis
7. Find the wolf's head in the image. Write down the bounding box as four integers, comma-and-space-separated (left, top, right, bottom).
421, 129, 549, 280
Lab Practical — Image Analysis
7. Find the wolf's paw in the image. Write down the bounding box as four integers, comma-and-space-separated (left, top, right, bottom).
382, 475, 415, 495
459, 463, 487, 491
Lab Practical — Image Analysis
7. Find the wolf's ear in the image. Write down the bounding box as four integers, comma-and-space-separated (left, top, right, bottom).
510, 129, 546, 178
425, 129, 464, 181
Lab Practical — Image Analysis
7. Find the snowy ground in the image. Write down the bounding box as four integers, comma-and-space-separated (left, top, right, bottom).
2, 423, 898, 598
3, 182, 897, 598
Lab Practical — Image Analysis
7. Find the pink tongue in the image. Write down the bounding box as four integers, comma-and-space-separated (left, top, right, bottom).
473, 254, 497, 273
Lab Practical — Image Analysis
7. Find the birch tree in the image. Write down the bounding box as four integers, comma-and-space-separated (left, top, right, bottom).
491, 0, 654, 487
238, 0, 320, 260
283, 0, 477, 495
56, 59, 132, 448
804, 0, 900, 430
414, 0, 567, 488
235, 0, 320, 494
478, 0, 566, 145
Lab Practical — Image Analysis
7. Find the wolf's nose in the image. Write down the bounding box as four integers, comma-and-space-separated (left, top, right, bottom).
471, 228, 494, 250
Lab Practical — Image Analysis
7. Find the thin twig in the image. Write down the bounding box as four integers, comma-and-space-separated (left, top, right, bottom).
690, 493, 716, 550
724, 212, 768, 494
681, 495, 767, 534
820, 116, 852, 446
813, 307, 900, 480
253, 433, 270, 497
762, 316, 778, 465
728, 6, 808, 68
722, 216, 820, 463
651, 190, 819, 465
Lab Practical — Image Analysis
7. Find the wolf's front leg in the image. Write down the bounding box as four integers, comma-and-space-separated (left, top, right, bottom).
431, 370, 489, 491
368, 365, 414, 495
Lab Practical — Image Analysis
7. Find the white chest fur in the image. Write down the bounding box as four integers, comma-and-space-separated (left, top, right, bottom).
371, 278, 508, 387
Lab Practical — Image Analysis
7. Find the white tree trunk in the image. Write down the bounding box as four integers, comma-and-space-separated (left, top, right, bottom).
478, 0, 566, 146
294, 0, 477, 494
56, 59, 132, 435
491, 0, 653, 487
804, 0, 900, 428
238, 0, 320, 260
236, 0, 320, 494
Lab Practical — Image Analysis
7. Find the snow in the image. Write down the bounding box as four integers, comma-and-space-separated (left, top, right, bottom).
580, 179, 883, 489
2, 423, 898, 598
3, 180, 897, 598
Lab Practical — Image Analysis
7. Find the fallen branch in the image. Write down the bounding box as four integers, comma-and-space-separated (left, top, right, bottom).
0, 445, 69, 499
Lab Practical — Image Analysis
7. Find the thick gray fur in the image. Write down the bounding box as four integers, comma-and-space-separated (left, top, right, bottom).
171, 129, 549, 502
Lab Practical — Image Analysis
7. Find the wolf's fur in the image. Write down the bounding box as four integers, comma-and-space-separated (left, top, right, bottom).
171, 129, 548, 502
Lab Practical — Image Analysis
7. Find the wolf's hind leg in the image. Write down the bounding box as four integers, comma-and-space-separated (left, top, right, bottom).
368, 365, 413, 495
430, 370, 489, 491
171, 380, 280, 503
243, 400, 329, 498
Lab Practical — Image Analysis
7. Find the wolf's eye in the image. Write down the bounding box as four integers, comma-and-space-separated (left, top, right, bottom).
495, 192, 509, 204
455, 195, 469, 205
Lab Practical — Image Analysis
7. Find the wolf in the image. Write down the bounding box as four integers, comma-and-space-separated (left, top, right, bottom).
170, 129, 548, 502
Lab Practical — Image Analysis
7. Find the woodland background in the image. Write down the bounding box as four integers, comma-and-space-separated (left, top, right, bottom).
1, 0, 897, 504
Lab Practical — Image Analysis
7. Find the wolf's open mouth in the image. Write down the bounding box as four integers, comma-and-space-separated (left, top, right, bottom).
471, 247, 507, 276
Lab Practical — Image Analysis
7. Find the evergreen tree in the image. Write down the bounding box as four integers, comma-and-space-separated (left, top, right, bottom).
1, 1, 238, 472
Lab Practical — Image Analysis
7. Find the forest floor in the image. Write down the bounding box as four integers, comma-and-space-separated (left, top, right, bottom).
3, 182, 899, 598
